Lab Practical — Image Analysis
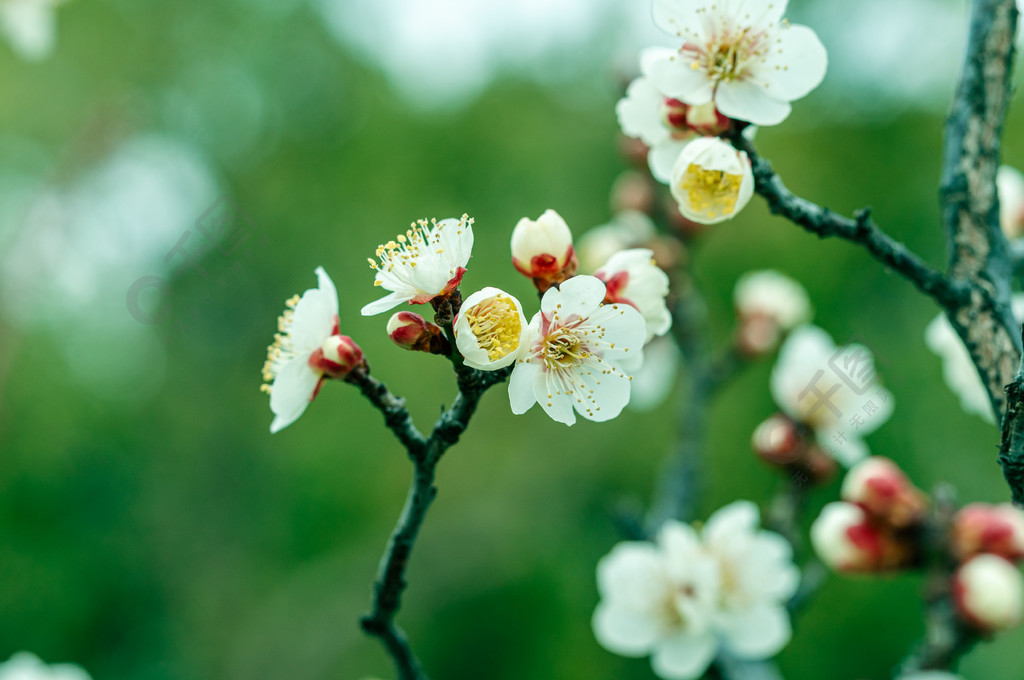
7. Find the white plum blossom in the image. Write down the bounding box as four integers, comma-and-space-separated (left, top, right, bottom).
453, 287, 530, 370
0, 652, 91, 680
361, 215, 474, 315
262, 267, 363, 433
595, 248, 672, 342
733, 270, 811, 330
617, 48, 729, 183
670, 137, 754, 224
509, 275, 645, 426
577, 211, 657, 274
593, 501, 798, 679
998, 165, 1024, 240
648, 0, 828, 126
0, 0, 64, 62
770, 325, 893, 466
594, 522, 721, 680
700, 501, 800, 658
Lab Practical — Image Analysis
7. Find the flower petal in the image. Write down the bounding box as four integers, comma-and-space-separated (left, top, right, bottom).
652, 0, 706, 40
648, 139, 692, 185
593, 602, 665, 656
714, 79, 792, 126
648, 52, 713, 105
360, 290, 409, 316
650, 632, 718, 680
717, 604, 792, 659
617, 77, 671, 147
597, 542, 668, 603
508, 356, 541, 415
541, 274, 606, 320
756, 25, 828, 101
703, 500, 759, 547
269, 357, 322, 433
576, 360, 632, 422
537, 370, 577, 426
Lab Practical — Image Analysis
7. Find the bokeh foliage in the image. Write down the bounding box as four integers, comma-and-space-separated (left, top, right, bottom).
2, 1, 1024, 679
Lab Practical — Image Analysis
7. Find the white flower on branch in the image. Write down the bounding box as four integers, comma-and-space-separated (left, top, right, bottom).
770, 325, 893, 466
361, 215, 474, 316
510, 208, 578, 292
953, 554, 1024, 632
508, 275, 645, 426
595, 248, 672, 342
262, 267, 364, 433
924, 313, 996, 423
733, 269, 811, 355
0, 652, 91, 680
0, 0, 64, 62
647, 0, 828, 126
670, 137, 754, 224
617, 47, 730, 183
593, 502, 798, 679
453, 287, 530, 370
997, 165, 1024, 240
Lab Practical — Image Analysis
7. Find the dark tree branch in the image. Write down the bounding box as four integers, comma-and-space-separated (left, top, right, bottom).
352, 361, 511, 680
728, 132, 969, 311
939, 0, 1022, 420
999, 334, 1024, 505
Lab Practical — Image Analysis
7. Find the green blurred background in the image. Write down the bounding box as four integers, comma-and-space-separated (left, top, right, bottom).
1, 0, 1023, 679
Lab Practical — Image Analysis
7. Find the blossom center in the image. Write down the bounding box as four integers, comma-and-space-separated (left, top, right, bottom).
688, 27, 767, 84
678, 164, 742, 220
465, 295, 522, 361
541, 327, 589, 371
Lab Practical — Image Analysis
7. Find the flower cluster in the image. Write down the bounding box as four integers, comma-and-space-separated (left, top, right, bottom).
263, 210, 668, 431
593, 502, 799, 679
617, 0, 827, 223
811, 457, 1024, 633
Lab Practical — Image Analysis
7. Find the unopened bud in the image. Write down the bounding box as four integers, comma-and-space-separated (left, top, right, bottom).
953, 554, 1024, 631
311, 335, 364, 378
951, 503, 1024, 563
811, 502, 916, 573
752, 414, 804, 466
841, 456, 927, 529
387, 312, 449, 354
511, 209, 578, 293
733, 271, 811, 356
662, 98, 731, 137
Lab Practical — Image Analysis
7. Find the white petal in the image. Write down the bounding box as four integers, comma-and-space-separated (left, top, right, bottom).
648, 52, 713, 105
541, 274, 606, 319
703, 500, 759, 546
269, 357, 321, 433
640, 46, 679, 79
360, 290, 409, 316
315, 266, 339, 317
652, 0, 707, 40
743, 0, 788, 29
650, 632, 718, 680
0, 0, 56, 61
585, 303, 648, 363
714, 79, 792, 126
576, 360, 632, 422
508, 357, 541, 415
597, 542, 668, 603
756, 25, 828, 101
617, 77, 670, 147
291, 291, 337, 354
537, 370, 577, 426
717, 604, 792, 659
648, 139, 692, 185
823, 431, 868, 467
593, 603, 665, 656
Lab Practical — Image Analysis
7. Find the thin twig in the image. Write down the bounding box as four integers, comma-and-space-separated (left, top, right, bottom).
352, 358, 511, 680
728, 131, 967, 311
